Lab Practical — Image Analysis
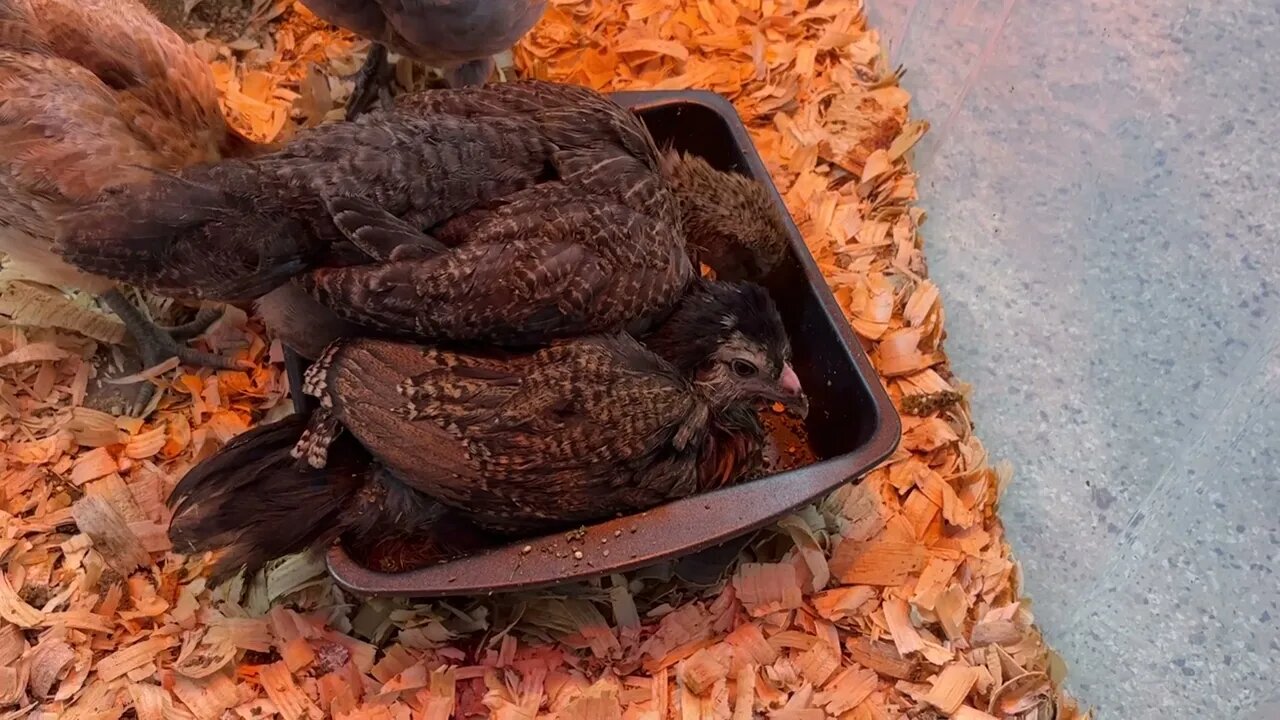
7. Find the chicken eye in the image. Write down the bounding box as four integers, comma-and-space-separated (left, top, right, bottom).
731, 359, 758, 378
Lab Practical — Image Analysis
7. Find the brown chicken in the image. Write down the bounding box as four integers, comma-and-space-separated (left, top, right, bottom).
298, 0, 548, 118
56, 81, 791, 359
168, 280, 804, 580
0, 0, 248, 409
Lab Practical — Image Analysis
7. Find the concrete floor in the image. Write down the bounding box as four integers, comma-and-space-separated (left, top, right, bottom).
866, 1, 1279, 717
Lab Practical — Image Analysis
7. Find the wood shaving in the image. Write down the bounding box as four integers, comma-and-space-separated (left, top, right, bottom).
0, 281, 126, 346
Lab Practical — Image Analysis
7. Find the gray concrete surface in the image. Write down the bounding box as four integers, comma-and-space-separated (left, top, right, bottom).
865, 1, 1280, 717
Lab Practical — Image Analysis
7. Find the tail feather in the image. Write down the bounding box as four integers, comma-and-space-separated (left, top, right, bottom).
168, 415, 349, 581
168, 414, 439, 582
55, 162, 318, 301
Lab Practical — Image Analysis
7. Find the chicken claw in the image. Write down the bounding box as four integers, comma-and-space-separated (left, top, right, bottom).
98, 289, 240, 415
442, 57, 495, 88
158, 306, 225, 340
345, 44, 395, 120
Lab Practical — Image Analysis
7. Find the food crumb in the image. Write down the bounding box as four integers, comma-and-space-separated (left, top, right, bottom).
572, 550, 583, 560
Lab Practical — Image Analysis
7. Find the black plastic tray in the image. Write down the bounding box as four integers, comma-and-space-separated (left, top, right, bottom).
285, 89, 901, 597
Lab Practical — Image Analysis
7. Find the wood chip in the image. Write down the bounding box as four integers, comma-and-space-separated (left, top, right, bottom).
882, 597, 926, 657
68, 408, 127, 447
845, 637, 921, 681
972, 618, 1024, 648
0, 574, 43, 628
69, 447, 119, 486
829, 540, 926, 585
260, 661, 322, 720
953, 705, 1001, 720
813, 665, 877, 715
97, 636, 176, 682
812, 586, 876, 621
924, 664, 980, 715
105, 356, 182, 385
174, 628, 238, 679
0, 341, 69, 367
732, 563, 804, 617
125, 425, 169, 459
173, 671, 242, 720
71, 495, 150, 574
0, 624, 24, 664
28, 639, 76, 699
128, 682, 171, 720
0, 281, 125, 344
724, 623, 777, 666
797, 639, 841, 687
678, 648, 727, 696
910, 557, 959, 611
934, 584, 968, 642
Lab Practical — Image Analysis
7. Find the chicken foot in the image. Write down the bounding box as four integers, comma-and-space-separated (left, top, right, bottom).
419, 57, 498, 91
98, 288, 239, 414
345, 43, 395, 120
345, 46, 495, 119
161, 306, 225, 340
442, 57, 496, 88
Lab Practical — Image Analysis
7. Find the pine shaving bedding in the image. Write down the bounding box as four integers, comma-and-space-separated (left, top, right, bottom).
0, 1, 1091, 718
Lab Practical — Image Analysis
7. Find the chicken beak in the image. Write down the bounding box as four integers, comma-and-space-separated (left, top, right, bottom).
775, 363, 809, 419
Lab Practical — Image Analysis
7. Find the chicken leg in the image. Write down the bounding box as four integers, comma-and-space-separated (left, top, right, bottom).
442, 57, 495, 88
161, 306, 225, 340
346, 47, 498, 119
345, 43, 395, 120
98, 288, 239, 414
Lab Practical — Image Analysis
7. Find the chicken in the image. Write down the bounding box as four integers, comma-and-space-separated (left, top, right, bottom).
168, 280, 805, 580
0, 0, 249, 410
298, 0, 548, 118
56, 81, 791, 358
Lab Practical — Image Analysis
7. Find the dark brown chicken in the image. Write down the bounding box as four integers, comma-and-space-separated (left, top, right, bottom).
0, 0, 250, 410
168, 280, 804, 580
55, 81, 791, 359
298, 0, 547, 118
